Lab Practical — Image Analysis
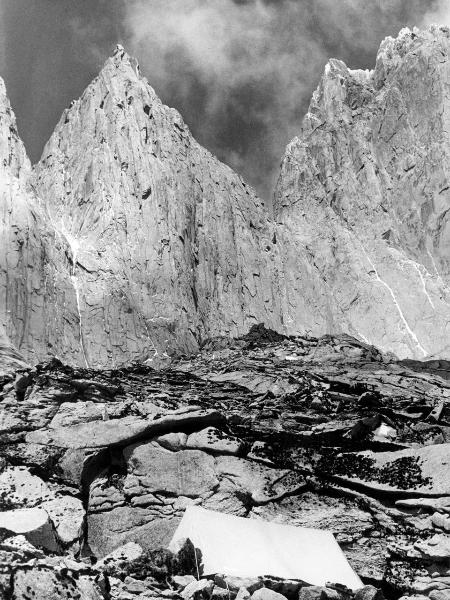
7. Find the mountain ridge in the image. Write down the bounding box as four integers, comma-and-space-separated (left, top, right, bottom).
1, 25, 450, 367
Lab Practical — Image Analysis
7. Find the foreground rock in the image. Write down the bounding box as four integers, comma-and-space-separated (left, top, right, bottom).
1, 329, 450, 598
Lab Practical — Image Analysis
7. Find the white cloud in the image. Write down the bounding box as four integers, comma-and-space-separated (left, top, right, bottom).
422, 1, 450, 27
123, 0, 440, 199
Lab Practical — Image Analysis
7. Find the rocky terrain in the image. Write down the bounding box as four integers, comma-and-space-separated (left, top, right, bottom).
1, 325, 450, 599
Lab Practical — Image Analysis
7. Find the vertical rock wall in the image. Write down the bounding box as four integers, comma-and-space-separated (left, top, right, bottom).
0, 78, 80, 368
32, 47, 285, 367
275, 26, 450, 359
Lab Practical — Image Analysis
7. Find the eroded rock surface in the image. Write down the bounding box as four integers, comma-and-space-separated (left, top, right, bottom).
2, 29, 450, 366
0, 78, 79, 372
30, 45, 287, 367
1, 329, 450, 598
275, 26, 450, 359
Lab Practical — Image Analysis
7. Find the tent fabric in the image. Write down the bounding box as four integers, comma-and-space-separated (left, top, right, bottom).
168, 506, 362, 591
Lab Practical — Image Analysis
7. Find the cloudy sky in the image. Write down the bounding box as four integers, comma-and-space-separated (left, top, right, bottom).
0, 0, 448, 200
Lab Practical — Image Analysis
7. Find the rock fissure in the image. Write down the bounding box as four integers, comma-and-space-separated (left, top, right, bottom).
359, 245, 427, 357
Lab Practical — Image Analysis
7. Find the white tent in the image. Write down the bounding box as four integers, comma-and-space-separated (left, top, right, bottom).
168, 506, 362, 591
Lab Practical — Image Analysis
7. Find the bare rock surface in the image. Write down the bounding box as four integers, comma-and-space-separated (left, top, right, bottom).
2, 23, 450, 600
0, 78, 83, 371
30, 46, 285, 367
274, 26, 450, 359
0, 328, 450, 597
329, 444, 450, 496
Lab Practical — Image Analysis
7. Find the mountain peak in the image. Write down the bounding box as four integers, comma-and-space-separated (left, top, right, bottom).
109, 43, 141, 78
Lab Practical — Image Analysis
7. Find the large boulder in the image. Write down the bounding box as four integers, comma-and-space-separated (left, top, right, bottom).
251, 588, 288, 600
12, 567, 106, 600
41, 496, 85, 545
26, 408, 224, 449
0, 507, 59, 552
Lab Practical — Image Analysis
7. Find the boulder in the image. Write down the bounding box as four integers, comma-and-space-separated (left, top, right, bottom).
0, 507, 59, 552
49, 400, 107, 428
186, 427, 243, 455
26, 408, 224, 449
173, 575, 197, 589
123, 576, 148, 594
215, 575, 263, 594
429, 591, 450, 600
415, 535, 450, 561
87, 505, 180, 556
432, 513, 450, 532
396, 498, 450, 514
96, 541, 144, 570
12, 567, 105, 600
0, 466, 53, 508
123, 444, 219, 498
330, 444, 450, 496
298, 587, 339, 600
0, 534, 45, 557
251, 588, 288, 600
155, 432, 188, 451
355, 586, 384, 600
42, 495, 85, 545
181, 579, 214, 600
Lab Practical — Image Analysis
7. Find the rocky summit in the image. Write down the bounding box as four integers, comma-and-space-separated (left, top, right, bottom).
1, 23, 450, 600
275, 26, 450, 360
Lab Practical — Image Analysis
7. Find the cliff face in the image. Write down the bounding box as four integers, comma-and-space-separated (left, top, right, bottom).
32, 46, 285, 367
275, 26, 450, 359
1, 28, 450, 366
0, 78, 80, 370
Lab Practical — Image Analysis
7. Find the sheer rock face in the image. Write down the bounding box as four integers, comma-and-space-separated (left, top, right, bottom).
0, 78, 79, 370
32, 46, 284, 367
3, 28, 450, 366
275, 26, 450, 359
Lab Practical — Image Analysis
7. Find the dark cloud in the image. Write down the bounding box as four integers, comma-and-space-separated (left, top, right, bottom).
124, 0, 445, 200
0, 0, 446, 200
0, 0, 126, 163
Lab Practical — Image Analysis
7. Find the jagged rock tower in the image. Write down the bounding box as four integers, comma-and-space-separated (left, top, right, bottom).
0, 78, 81, 370
4, 46, 285, 367
275, 26, 450, 359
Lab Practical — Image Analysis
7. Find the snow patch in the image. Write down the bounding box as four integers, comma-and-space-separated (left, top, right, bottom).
361, 246, 427, 357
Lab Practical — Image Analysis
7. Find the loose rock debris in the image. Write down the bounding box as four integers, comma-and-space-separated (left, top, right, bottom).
1, 329, 450, 599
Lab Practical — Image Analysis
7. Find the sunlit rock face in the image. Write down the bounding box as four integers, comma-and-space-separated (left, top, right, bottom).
33, 46, 285, 367
0, 78, 79, 370
3, 27, 450, 367
275, 26, 450, 359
